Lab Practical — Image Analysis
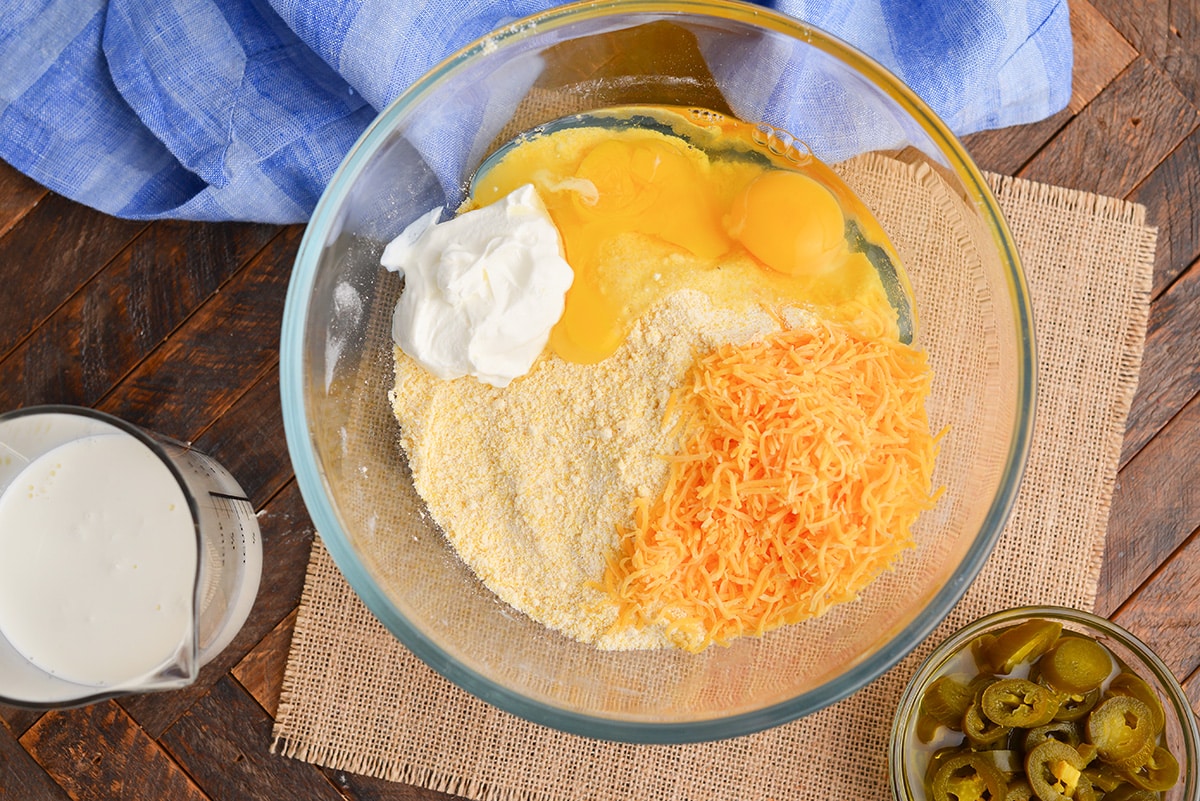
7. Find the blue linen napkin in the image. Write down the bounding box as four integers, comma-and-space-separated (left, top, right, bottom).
0, 0, 1071, 224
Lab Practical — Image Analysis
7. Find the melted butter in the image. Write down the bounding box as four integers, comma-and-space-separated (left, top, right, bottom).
469, 106, 910, 364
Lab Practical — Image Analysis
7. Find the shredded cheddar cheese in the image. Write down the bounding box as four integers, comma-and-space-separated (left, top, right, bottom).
603, 314, 940, 651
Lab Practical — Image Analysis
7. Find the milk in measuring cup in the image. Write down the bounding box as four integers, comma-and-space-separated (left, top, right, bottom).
0, 433, 197, 687
0, 407, 262, 707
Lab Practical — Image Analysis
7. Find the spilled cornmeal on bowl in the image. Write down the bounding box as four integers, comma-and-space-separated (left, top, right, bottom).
383, 106, 940, 652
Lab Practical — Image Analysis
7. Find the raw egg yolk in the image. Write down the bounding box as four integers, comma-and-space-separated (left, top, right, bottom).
546, 138, 732, 363
470, 123, 887, 366
726, 170, 847, 276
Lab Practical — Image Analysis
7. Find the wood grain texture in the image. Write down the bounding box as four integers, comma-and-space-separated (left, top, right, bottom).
159, 677, 343, 801
233, 609, 298, 718
0, 194, 145, 361
1120, 259, 1200, 465
962, 110, 1070, 177
1099, 391, 1200, 617
1068, 0, 1138, 114
93, 225, 302, 439
20, 702, 210, 801
0, 719, 72, 801
1021, 57, 1199, 195
0, 220, 278, 412
1112, 527, 1200, 682
1129, 129, 1200, 296
189, 370, 293, 507
1090, 0, 1200, 107
0, 703, 41, 742
0, 162, 47, 241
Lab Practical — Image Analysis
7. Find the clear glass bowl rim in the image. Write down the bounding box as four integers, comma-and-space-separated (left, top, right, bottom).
888, 605, 1200, 801
280, 0, 1037, 743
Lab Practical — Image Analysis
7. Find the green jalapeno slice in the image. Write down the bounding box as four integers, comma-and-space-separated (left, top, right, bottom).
1081, 762, 1125, 794
983, 620, 1063, 675
1107, 672, 1166, 735
1023, 721, 1082, 753
926, 747, 962, 785
931, 752, 1010, 801
1035, 636, 1112, 695
1086, 696, 1154, 764
921, 676, 974, 729
1003, 778, 1034, 801
1101, 786, 1160, 801
1120, 746, 1179, 792
1048, 686, 1100, 722
981, 679, 1060, 728
1025, 740, 1088, 801
964, 699, 1011, 747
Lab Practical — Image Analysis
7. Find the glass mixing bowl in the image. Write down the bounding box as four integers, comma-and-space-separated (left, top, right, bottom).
890, 607, 1199, 801
280, 0, 1035, 743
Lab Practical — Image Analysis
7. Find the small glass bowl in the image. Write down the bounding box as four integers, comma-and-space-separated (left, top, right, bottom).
890, 606, 1199, 801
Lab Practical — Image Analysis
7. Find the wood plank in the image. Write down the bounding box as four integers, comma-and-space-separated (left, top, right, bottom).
233, 609, 297, 718
20, 701, 210, 801
120, 480, 314, 738
1090, 0, 1200, 108
0, 716, 72, 801
1185, 668, 1200, 716
963, 110, 1071, 177
1120, 258, 1200, 465
1020, 57, 1199, 196
0, 193, 146, 361
93, 224, 303, 439
1128, 129, 1200, 296
0, 220, 278, 412
1068, 0, 1138, 114
0, 160, 48, 241
0, 704, 41, 740
1112, 527, 1200, 683
160, 676, 344, 801
188, 370, 293, 508
1098, 391, 1200, 617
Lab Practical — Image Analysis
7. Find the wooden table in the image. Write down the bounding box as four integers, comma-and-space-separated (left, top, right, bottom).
2, 2, 1198, 798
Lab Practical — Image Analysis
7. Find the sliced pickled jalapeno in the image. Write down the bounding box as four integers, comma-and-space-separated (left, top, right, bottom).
1107, 673, 1166, 735
1023, 721, 1082, 753
964, 699, 1011, 747
913, 619, 1181, 801
1103, 787, 1161, 801
1081, 761, 1126, 793
1121, 746, 1180, 793
984, 619, 1064, 675
982, 679, 1060, 728
1025, 740, 1090, 801
1004, 778, 1035, 801
919, 675, 975, 741
931, 752, 1009, 801
1086, 696, 1154, 764
1037, 636, 1112, 695
1049, 686, 1100, 722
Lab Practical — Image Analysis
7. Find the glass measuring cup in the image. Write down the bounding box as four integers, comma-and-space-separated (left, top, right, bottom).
0, 405, 262, 708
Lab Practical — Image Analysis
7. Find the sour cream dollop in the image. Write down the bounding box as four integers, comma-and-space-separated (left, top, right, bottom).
381, 184, 574, 388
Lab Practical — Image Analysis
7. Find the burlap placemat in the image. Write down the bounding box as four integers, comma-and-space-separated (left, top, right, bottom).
271, 159, 1155, 800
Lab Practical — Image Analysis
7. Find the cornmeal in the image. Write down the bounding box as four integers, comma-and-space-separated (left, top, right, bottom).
389, 290, 785, 649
